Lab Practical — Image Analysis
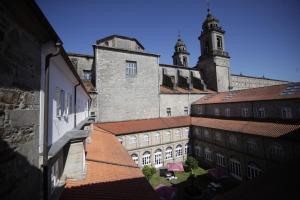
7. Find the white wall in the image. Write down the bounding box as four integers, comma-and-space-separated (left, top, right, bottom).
47, 54, 90, 146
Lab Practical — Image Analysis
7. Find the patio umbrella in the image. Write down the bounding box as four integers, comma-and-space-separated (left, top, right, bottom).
167, 162, 184, 172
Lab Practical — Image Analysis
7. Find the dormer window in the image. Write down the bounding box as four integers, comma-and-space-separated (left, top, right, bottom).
281, 107, 292, 119
257, 107, 265, 118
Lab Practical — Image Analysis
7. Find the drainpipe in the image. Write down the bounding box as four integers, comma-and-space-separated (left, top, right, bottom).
74, 83, 80, 128
43, 42, 62, 200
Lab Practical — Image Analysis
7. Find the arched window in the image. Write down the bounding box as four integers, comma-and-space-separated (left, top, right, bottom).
154, 132, 160, 143
131, 154, 139, 165
247, 139, 257, 153
269, 143, 284, 159
143, 134, 149, 143
129, 136, 137, 144
215, 132, 222, 142
165, 147, 173, 160
229, 158, 242, 180
216, 153, 225, 167
154, 149, 162, 167
175, 145, 183, 157
204, 147, 212, 161
194, 145, 202, 157
165, 131, 171, 142
247, 162, 261, 180
142, 151, 151, 166
204, 129, 210, 139
229, 135, 237, 145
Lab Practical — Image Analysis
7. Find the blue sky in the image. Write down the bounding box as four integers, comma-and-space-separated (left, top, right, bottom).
36, 0, 300, 82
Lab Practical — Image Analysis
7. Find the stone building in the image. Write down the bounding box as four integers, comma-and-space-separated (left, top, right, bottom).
0, 1, 91, 200
191, 83, 300, 180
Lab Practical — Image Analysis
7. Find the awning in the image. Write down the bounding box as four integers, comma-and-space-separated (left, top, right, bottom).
167, 162, 184, 172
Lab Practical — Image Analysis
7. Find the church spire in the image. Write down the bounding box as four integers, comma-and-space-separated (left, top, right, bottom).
172, 33, 190, 67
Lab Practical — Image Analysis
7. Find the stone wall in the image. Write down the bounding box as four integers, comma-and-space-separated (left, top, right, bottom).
95, 47, 160, 122
68, 54, 94, 81
0, 2, 41, 199
192, 126, 299, 180
231, 74, 288, 91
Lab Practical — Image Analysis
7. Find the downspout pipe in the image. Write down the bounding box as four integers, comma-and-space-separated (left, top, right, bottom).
43, 42, 62, 200
74, 82, 80, 128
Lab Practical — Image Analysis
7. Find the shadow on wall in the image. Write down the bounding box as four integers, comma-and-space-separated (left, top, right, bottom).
60, 177, 159, 200
0, 139, 42, 200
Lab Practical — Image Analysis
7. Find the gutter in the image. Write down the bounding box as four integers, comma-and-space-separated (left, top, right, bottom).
74, 82, 80, 128
43, 42, 62, 200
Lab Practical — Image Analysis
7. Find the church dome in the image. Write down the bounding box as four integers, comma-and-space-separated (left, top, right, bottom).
175, 37, 188, 53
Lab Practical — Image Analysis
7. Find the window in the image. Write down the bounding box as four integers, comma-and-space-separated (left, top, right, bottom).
257, 107, 265, 118
143, 134, 149, 143
194, 145, 202, 157
184, 144, 190, 155
83, 70, 92, 80
204, 148, 212, 161
215, 132, 222, 142
204, 129, 210, 139
68, 93, 72, 114
165, 131, 171, 142
184, 106, 188, 115
154, 132, 160, 143
56, 88, 65, 118
142, 152, 151, 166
154, 149, 162, 167
126, 61, 137, 77
229, 158, 242, 180
225, 108, 230, 117
175, 130, 181, 140
131, 154, 139, 165
216, 153, 225, 167
129, 136, 137, 144
247, 139, 257, 153
214, 107, 220, 116
269, 143, 284, 159
204, 40, 209, 54
198, 105, 204, 114
167, 107, 171, 116
182, 128, 189, 138
217, 36, 223, 50
247, 162, 261, 180
175, 145, 183, 157
165, 147, 173, 160
281, 107, 292, 119
242, 108, 249, 118
229, 135, 237, 145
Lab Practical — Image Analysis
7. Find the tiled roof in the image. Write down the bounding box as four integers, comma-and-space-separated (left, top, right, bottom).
160, 85, 213, 94
61, 126, 159, 200
191, 117, 300, 138
193, 83, 300, 104
95, 116, 191, 135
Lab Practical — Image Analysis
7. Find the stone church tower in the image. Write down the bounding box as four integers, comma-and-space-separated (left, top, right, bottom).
197, 9, 231, 92
172, 35, 190, 67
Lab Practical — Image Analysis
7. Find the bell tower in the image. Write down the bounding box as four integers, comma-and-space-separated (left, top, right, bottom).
172, 34, 190, 67
197, 9, 231, 92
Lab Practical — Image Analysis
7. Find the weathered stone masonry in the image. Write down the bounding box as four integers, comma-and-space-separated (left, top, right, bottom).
0, 2, 41, 199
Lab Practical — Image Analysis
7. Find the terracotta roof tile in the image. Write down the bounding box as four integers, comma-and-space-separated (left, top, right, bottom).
193, 83, 300, 104
95, 116, 191, 135
61, 126, 159, 200
191, 117, 300, 137
160, 85, 213, 94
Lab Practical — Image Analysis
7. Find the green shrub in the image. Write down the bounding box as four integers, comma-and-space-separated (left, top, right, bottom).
185, 156, 199, 171
142, 165, 156, 180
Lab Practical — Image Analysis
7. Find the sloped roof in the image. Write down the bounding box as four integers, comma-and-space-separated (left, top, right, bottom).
95, 116, 191, 135
61, 126, 158, 200
191, 117, 300, 138
193, 83, 300, 105
96, 35, 145, 50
